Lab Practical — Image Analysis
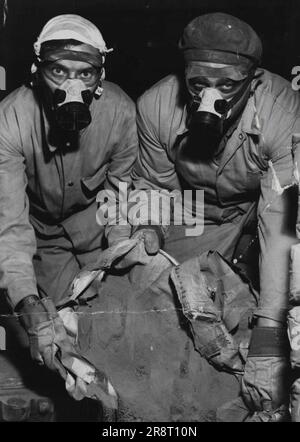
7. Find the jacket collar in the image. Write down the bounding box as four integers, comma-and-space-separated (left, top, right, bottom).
240, 94, 262, 136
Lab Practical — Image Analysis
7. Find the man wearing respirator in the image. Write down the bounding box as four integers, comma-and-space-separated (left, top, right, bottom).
130, 12, 300, 420
0, 15, 137, 372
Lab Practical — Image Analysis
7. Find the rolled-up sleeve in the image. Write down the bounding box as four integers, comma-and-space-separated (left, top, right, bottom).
0, 111, 38, 308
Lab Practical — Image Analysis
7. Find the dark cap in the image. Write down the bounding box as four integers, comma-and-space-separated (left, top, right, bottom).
179, 12, 262, 68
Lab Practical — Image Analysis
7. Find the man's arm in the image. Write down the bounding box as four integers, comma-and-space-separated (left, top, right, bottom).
241, 105, 300, 420
0, 111, 38, 309
133, 92, 180, 192
256, 118, 300, 325
101, 96, 138, 246
129, 92, 181, 241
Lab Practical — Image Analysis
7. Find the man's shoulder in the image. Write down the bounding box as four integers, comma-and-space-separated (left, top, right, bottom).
0, 85, 36, 114
256, 69, 300, 115
137, 74, 183, 111
101, 80, 135, 109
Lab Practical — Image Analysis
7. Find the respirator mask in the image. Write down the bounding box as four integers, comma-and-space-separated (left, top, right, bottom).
183, 68, 256, 161
36, 63, 104, 133
52, 78, 94, 132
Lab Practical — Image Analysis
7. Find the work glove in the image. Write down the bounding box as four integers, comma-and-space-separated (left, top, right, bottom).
131, 226, 161, 255
241, 327, 290, 422
16, 295, 67, 375
16, 295, 118, 408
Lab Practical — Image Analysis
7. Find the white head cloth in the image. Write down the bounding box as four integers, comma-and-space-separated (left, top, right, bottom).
33, 14, 113, 57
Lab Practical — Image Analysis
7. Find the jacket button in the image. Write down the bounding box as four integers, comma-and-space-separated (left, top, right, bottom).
67, 181, 74, 187
239, 133, 243, 140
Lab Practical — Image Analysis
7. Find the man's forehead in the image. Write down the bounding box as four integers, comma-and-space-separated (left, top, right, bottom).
185, 61, 249, 81
50, 59, 95, 69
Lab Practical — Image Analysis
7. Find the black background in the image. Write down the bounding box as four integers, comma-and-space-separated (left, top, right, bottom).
0, 0, 300, 100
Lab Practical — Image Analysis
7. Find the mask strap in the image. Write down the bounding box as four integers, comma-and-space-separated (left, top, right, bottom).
94, 84, 103, 99
94, 66, 105, 99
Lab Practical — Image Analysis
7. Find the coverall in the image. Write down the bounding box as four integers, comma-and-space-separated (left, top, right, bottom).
132, 69, 300, 324
0, 81, 137, 307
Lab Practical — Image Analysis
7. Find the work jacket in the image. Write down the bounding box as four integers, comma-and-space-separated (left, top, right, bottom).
0, 81, 137, 308
132, 70, 300, 323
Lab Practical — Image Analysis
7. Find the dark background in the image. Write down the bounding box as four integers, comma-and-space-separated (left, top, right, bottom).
0, 0, 300, 100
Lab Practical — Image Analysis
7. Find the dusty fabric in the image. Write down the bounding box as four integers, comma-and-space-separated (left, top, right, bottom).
0, 82, 137, 308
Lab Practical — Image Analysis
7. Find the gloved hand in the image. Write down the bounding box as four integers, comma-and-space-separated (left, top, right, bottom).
131, 227, 161, 255
113, 227, 162, 270
16, 295, 67, 375
241, 327, 290, 422
16, 295, 118, 407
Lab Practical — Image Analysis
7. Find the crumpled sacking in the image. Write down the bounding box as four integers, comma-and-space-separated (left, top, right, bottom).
170, 250, 258, 373
71, 237, 150, 292
70, 239, 258, 421
51, 236, 164, 409
68, 235, 174, 302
